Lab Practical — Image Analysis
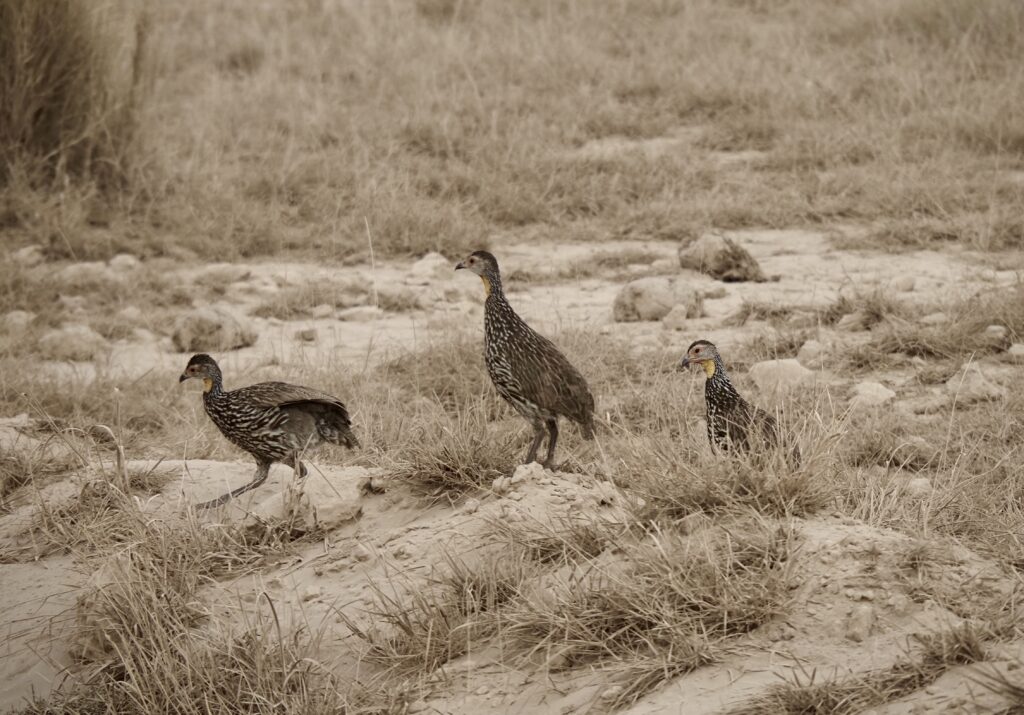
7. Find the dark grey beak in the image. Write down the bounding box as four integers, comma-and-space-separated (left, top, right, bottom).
179, 373, 189, 383
678, 357, 692, 371
455, 261, 465, 270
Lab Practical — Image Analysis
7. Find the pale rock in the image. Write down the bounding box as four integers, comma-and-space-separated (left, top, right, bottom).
650, 257, 677, 273
108, 253, 140, 272
117, 306, 143, 323
11, 245, 44, 267
352, 544, 373, 562
2, 310, 35, 330
836, 310, 870, 332
310, 303, 334, 319
38, 323, 108, 361
492, 476, 511, 495
983, 324, 1008, 341
58, 294, 88, 314
377, 285, 420, 311
888, 593, 912, 615
295, 328, 317, 342
613, 277, 676, 322
131, 328, 157, 343
945, 363, 1007, 403
461, 498, 481, 514
591, 480, 620, 506
1008, 343, 1024, 360
845, 604, 876, 642
677, 232, 766, 282
56, 261, 116, 285
661, 304, 689, 331
891, 275, 915, 292
512, 462, 545, 484
901, 393, 950, 415
749, 359, 815, 392
172, 306, 257, 352
408, 251, 452, 284
920, 312, 949, 326
600, 686, 624, 702
407, 700, 429, 714
337, 306, 384, 321
904, 477, 932, 498
850, 381, 896, 410
616, 277, 702, 323
246, 469, 365, 533
797, 339, 825, 368
702, 285, 728, 300
301, 585, 322, 602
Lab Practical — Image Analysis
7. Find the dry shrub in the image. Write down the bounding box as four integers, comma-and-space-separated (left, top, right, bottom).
0, 0, 149, 189
501, 518, 792, 708
382, 399, 520, 501
868, 284, 1024, 360
734, 624, 990, 715
342, 550, 536, 676
378, 333, 492, 413
20, 463, 345, 713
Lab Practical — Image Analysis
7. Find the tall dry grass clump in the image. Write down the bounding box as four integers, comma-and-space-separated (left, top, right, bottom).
0, 0, 149, 190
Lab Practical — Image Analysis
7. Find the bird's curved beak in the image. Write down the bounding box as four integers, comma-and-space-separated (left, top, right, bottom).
178, 373, 190, 383
678, 357, 693, 371
454, 261, 466, 271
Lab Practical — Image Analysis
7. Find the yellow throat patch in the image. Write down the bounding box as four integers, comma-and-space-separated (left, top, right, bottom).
202, 377, 215, 393
702, 360, 716, 378
481, 275, 492, 296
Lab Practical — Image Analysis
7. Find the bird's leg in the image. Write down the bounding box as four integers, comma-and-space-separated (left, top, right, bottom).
197, 460, 272, 510
524, 421, 545, 465
542, 418, 559, 470
292, 455, 308, 479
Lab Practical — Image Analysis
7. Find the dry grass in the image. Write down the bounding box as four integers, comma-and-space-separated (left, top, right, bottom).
499, 516, 791, 709
735, 625, 990, 715
0, 0, 149, 191
343, 516, 791, 709
381, 399, 521, 502
3, 0, 1023, 259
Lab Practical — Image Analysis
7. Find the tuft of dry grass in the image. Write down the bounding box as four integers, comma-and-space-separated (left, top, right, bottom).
0, 0, 150, 191
15, 448, 350, 714
734, 624, 990, 715
382, 399, 520, 502
342, 550, 536, 677
5, 0, 1024, 258
501, 518, 792, 708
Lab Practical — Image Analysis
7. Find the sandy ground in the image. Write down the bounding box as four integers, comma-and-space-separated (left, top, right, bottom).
2, 229, 1023, 713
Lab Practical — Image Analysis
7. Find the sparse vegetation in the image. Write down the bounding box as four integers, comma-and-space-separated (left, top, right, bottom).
5, 0, 1024, 712
735, 625, 991, 715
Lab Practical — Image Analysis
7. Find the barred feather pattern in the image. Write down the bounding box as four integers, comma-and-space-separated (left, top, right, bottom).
704, 356, 779, 453
483, 281, 595, 436
203, 376, 359, 464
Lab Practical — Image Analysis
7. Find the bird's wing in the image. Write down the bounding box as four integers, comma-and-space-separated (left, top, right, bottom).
510, 329, 595, 422
235, 382, 350, 416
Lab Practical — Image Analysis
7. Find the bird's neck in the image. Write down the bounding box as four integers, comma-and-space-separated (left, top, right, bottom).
706, 362, 740, 401
202, 371, 224, 399
482, 272, 504, 300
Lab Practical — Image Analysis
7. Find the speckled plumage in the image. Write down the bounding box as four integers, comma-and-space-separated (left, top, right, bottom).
680, 340, 780, 454
180, 354, 358, 508
457, 251, 595, 468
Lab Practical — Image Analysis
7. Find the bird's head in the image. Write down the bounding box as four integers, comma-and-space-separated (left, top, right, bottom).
679, 339, 722, 378
179, 353, 220, 392
455, 250, 501, 295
